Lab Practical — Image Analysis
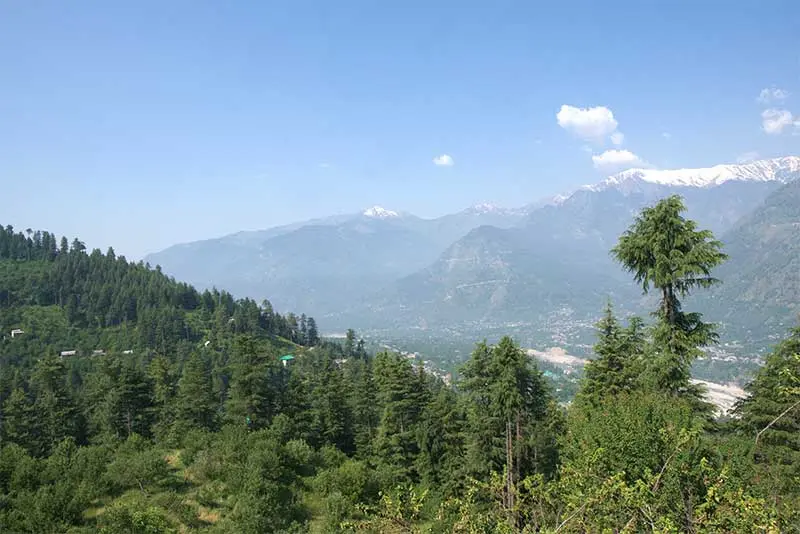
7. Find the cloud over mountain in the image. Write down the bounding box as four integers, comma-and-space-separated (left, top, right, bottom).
591, 149, 645, 170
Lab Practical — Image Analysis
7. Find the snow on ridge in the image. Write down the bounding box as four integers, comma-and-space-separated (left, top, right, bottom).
550, 193, 572, 206
585, 156, 800, 192
364, 157, 799, 221
467, 202, 505, 214
362, 206, 400, 218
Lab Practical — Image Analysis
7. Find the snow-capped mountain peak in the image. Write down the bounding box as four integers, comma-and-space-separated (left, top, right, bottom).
467, 202, 504, 214
585, 156, 800, 192
362, 206, 400, 218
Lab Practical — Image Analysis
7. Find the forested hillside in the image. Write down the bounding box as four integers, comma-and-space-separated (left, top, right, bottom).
0, 205, 798, 533
704, 178, 800, 341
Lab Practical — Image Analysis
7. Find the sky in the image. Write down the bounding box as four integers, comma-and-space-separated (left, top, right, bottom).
2, 0, 800, 259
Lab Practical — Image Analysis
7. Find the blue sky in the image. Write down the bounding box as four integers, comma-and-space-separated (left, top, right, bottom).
2, 1, 799, 258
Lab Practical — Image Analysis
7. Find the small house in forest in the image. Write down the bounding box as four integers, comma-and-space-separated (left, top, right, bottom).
60, 350, 77, 357
10, 329, 24, 338
280, 354, 295, 367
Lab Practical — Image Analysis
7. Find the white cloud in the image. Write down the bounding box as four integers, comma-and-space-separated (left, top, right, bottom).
736, 151, 760, 163
433, 154, 454, 167
556, 105, 619, 142
662, 132, 672, 139
318, 162, 331, 168
557, 104, 650, 167
591, 149, 644, 170
757, 87, 790, 105
761, 108, 794, 134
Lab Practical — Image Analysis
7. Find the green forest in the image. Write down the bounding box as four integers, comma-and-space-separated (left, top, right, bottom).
0, 195, 798, 533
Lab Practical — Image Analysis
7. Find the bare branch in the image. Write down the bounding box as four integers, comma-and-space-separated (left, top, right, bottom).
554, 502, 588, 533
754, 398, 800, 453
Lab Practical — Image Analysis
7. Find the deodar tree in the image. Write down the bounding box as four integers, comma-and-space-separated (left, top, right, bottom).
612, 194, 727, 401
461, 336, 556, 527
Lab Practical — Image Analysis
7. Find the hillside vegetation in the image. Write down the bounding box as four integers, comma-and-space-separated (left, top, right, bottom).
705, 178, 800, 340
0, 199, 799, 533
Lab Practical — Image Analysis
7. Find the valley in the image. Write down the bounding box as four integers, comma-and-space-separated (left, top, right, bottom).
147, 156, 800, 388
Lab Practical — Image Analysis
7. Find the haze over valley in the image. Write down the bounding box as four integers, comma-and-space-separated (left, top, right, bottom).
147, 156, 800, 385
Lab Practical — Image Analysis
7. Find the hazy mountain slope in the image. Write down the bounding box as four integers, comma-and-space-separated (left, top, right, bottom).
702, 179, 800, 342
143, 212, 355, 289
375, 158, 800, 331
174, 217, 442, 315
145, 206, 527, 316
387, 224, 631, 325
425, 204, 529, 247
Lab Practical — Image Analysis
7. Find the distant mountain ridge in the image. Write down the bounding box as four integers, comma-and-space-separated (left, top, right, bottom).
147, 156, 800, 354
149, 156, 800, 259
145, 200, 530, 318
582, 156, 800, 192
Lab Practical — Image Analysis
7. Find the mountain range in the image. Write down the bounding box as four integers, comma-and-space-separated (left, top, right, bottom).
146, 156, 800, 354
145, 202, 532, 317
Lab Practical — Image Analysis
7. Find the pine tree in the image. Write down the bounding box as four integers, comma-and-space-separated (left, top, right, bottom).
71, 238, 86, 254
373, 352, 427, 484
346, 358, 379, 458
225, 335, 277, 429
356, 338, 367, 360
111, 363, 155, 438
31, 355, 77, 454
460, 341, 497, 476
461, 337, 554, 525
415, 386, 466, 494
579, 302, 645, 404
147, 355, 174, 436
175, 353, 217, 432
612, 195, 727, 401
299, 314, 308, 344
1, 388, 39, 454
306, 317, 319, 346
85, 358, 155, 440
305, 352, 353, 452
344, 329, 356, 357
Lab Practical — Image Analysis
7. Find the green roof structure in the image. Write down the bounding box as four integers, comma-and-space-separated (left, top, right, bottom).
280, 354, 295, 361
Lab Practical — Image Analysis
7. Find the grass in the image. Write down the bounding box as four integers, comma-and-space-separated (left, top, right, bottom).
305, 491, 329, 534
81, 448, 228, 531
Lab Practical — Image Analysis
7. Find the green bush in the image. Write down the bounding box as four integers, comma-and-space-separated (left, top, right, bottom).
97, 500, 176, 534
